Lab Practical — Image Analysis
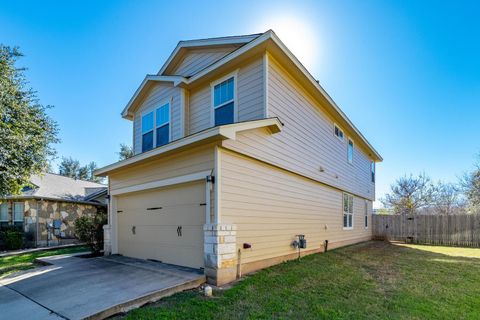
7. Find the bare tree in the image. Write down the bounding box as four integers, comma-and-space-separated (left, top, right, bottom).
432, 182, 465, 215
382, 173, 435, 215
460, 157, 480, 213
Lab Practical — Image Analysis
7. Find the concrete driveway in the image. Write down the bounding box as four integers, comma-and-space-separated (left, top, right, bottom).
0, 254, 205, 320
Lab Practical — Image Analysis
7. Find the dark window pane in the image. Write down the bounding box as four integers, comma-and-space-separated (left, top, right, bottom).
348, 214, 353, 227
142, 131, 153, 152
156, 124, 169, 147
215, 102, 234, 126
343, 214, 347, 228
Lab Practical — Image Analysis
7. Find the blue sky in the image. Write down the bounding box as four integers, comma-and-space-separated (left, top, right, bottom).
1, 1, 479, 205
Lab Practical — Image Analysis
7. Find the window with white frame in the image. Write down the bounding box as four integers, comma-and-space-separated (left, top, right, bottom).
155, 103, 170, 147
371, 161, 375, 183
343, 193, 353, 229
141, 102, 171, 152
13, 202, 24, 226
348, 138, 354, 163
334, 124, 344, 141
141, 111, 154, 152
0, 203, 8, 227
213, 77, 235, 126
364, 200, 369, 228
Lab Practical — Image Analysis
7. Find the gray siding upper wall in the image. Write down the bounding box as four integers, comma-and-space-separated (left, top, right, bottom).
188, 56, 265, 135
169, 46, 238, 77
222, 56, 375, 200
133, 83, 182, 155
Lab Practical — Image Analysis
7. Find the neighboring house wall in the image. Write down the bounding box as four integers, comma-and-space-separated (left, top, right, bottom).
168, 46, 239, 77
133, 83, 182, 155
223, 55, 375, 200
189, 56, 265, 135
218, 148, 372, 274
0, 199, 105, 248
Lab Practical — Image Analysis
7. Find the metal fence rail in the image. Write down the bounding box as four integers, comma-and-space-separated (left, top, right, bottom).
372, 214, 480, 247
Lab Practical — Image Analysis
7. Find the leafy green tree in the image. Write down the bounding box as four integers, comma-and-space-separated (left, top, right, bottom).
74, 212, 107, 254
118, 143, 133, 160
58, 157, 103, 183
0, 45, 58, 196
58, 157, 81, 179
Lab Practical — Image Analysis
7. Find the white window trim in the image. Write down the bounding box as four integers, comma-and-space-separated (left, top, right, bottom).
155, 101, 172, 147
364, 200, 369, 229
140, 98, 172, 152
347, 138, 354, 164
210, 70, 238, 127
13, 202, 24, 222
0, 203, 8, 222
334, 123, 344, 142
343, 193, 354, 230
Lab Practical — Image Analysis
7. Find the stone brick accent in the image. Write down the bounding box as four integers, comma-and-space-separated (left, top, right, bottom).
203, 223, 237, 285
103, 224, 112, 255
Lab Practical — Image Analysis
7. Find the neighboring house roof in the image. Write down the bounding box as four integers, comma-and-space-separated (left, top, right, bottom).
3, 173, 107, 205
95, 118, 283, 176
119, 30, 382, 162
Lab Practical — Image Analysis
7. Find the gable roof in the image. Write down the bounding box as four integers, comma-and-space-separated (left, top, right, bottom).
3, 173, 107, 205
157, 33, 262, 76
120, 30, 382, 162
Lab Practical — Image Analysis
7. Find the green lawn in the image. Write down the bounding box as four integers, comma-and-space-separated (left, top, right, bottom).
0, 246, 89, 278
120, 241, 480, 320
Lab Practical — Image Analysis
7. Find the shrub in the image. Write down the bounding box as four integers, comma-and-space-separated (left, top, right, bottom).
0, 228, 24, 250
74, 212, 107, 254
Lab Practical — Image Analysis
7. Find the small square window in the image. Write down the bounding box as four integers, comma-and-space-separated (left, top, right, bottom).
334, 124, 344, 141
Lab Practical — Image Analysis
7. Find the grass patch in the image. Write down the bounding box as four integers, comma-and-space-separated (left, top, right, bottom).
120, 241, 480, 320
0, 246, 90, 278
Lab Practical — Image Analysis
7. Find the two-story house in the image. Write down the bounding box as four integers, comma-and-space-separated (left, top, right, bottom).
95, 30, 382, 285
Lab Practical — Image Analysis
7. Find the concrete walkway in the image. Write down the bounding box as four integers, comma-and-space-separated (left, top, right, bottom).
0, 254, 205, 319
0, 243, 85, 258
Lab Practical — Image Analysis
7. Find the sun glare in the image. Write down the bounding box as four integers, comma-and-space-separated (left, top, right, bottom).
255, 13, 319, 71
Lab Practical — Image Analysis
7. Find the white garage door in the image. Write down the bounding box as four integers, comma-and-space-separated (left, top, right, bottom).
117, 181, 205, 269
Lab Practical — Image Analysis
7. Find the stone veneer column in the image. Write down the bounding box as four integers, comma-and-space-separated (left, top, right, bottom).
103, 224, 112, 255
203, 223, 237, 285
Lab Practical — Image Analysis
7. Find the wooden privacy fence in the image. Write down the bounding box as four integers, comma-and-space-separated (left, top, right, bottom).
372, 214, 480, 247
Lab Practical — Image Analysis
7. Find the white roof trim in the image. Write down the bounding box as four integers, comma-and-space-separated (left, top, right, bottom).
94, 118, 282, 176
121, 75, 187, 119
157, 34, 261, 76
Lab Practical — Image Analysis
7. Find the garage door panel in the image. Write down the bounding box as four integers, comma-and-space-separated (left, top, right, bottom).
117, 181, 205, 269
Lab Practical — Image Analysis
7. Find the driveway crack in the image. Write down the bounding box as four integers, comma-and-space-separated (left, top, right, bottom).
3, 284, 70, 320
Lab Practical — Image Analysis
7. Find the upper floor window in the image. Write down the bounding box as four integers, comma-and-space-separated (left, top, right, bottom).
141, 102, 171, 152
141, 111, 154, 152
213, 76, 235, 126
348, 139, 354, 163
334, 124, 344, 141
371, 161, 375, 183
155, 103, 170, 147
343, 193, 353, 230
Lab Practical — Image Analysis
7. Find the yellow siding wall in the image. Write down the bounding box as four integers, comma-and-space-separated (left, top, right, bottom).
109, 145, 215, 192
219, 148, 372, 265
188, 56, 265, 135
133, 82, 182, 154
223, 56, 375, 200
